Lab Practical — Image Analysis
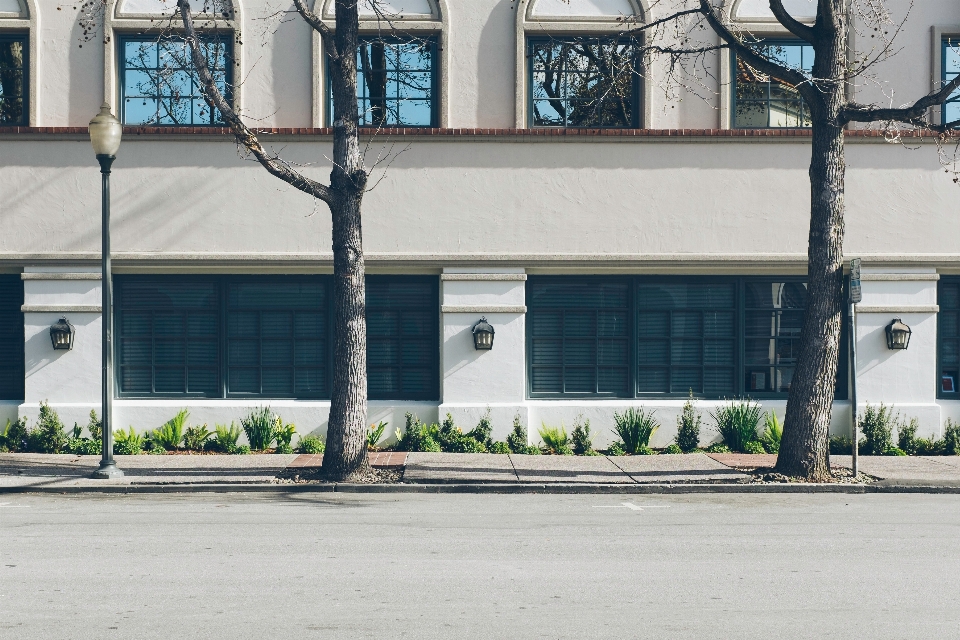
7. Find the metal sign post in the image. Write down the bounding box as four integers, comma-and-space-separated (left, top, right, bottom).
848, 258, 861, 478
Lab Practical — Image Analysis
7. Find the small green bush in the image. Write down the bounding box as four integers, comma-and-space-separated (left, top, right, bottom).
488, 441, 511, 454
606, 441, 626, 456
466, 410, 494, 450
859, 404, 895, 456
182, 424, 212, 451
506, 414, 528, 454
761, 410, 783, 454
705, 442, 730, 454
613, 407, 659, 455
743, 440, 766, 455
897, 417, 919, 454
885, 447, 908, 456
395, 413, 441, 453
944, 419, 960, 455
273, 417, 296, 454
829, 435, 853, 455
66, 414, 102, 455
207, 423, 242, 453
234, 445, 251, 455
241, 407, 275, 451
436, 414, 486, 453
675, 390, 702, 453
538, 423, 573, 455
1, 417, 28, 452
114, 427, 144, 455
662, 443, 683, 454
571, 415, 597, 456
296, 434, 325, 454
153, 409, 189, 451
367, 420, 388, 450
85, 410, 102, 443
711, 399, 762, 453
26, 401, 68, 453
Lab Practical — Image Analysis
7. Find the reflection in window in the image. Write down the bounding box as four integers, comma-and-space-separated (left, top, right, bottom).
943, 38, 960, 126
529, 36, 639, 128
0, 34, 27, 125
329, 37, 437, 127
734, 40, 812, 128
120, 35, 231, 126
744, 281, 806, 394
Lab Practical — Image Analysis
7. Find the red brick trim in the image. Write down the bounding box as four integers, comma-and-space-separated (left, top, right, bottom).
0, 126, 949, 138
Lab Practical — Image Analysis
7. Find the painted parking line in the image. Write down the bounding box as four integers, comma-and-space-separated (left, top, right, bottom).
0, 503, 30, 508
593, 502, 670, 512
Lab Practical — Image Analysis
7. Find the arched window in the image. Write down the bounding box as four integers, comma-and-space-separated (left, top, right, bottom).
315, 0, 448, 127
0, 0, 34, 126
516, 0, 646, 129
105, 0, 241, 126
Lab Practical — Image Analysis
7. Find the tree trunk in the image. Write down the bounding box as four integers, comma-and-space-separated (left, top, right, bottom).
776, 7, 847, 481
321, 0, 371, 481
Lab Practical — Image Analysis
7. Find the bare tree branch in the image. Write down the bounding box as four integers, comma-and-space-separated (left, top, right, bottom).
768, 0, 816, 44
840, 72, 960, 128
177, 0, 334, 205
292, 0, 339, 61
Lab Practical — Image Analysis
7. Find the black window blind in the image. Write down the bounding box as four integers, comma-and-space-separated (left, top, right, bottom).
0, 275, 24, 400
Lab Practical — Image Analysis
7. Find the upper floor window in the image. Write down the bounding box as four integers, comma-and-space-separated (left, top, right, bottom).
733, 40, 813, 128
943, 37, 960, 126
0, 33, 27, 126
528, 36, 640, 128
328, 36, 438, 127
120, 34, 232, 126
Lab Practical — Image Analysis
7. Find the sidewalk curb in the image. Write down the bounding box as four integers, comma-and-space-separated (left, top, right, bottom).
3, 481, 960, 495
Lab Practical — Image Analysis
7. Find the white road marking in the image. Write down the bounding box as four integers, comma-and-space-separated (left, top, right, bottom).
0, 503, 30, 508
593, 502, 669, 512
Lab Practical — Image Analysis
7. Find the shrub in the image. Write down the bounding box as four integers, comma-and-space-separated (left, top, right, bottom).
761, 410, 783, 454
489, 441, 511, 454
466, 410, 494, 450
241, 407, 275, 451
182, 424, 212, 451
744, 440, 766, 455
538, 423, 573, 455
26, 401, 68, 453
395, 413, 441, 453
705, 442, 730, 454
154, 409, 189, 451
675, 390, 702, 453
234, 445, 251, 455
897, 417, 920, 455
67, 435, 100, 455
273, 417, 296, 454
885, 447, 908, 456
142, 430, 164, 454
208, 423, 242, 453
436, 414, 486, 453
1, 417, 28, 452
296, 435, 325, 454
114, 427, 144, 455
613, 407, 659, 455
606, 441, 626, 456
859, 404, 895, 456
944, 419, 960, 455
829, 435, 853, 455
662, 443, 683, 454
85, 410, 103, 443
711, 399, 762, 453
506, 414, 528, 454
571, 415, 597, 456
367, 421, 388, 450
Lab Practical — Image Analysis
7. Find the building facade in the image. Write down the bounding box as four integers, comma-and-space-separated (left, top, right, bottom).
1, 0, 959, 447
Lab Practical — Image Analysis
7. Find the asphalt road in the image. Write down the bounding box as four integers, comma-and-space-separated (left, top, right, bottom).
2, 492, 959, 639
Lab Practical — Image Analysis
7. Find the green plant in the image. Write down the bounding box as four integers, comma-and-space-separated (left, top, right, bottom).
1, 417, 28, 452
466, 410, 494, 450
296, 434, 326, 454
85, 410, 102, 443
67, 415, 101, 455
705, 442, 730, 454
744, 440, 766, 455
154, 409, 189, 451
944, 419, 960, 455
241, 406, 275, 451
538, 422, 573, 455
606, 441, 626, 456
26, 401, 68, 453
395, 413, 441, 453
859, 404, 896, 456
506, 414, 528, 454
489, 441, 511, 454
114, 427, 144, 455
761, 410, 783, 454
829, 435, 852, 455
208, 423, 242, 453
613, 407, 660, 455
885, 447, 908, 456
897, 417, 920, 455
662, 443, 683, 454
273, 417, 296, 454
711, 399, 762, 453
571, 415, 597, 455
675, 390, 702, 453
234, 445, 251, 455
367, 420, 388, 450
182, 424, 212, 451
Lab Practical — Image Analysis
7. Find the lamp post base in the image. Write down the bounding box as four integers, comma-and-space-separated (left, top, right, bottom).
91, 461, 124, 479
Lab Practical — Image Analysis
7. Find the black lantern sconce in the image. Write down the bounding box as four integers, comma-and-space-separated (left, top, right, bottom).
885, 318, 912, 350
472, 317, 495, 350
50, 317, 75, 351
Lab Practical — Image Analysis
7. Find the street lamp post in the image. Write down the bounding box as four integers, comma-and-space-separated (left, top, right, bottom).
89, 103, 124, 480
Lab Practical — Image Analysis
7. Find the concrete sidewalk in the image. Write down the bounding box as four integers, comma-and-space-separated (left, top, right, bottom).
2, 451, 960, 493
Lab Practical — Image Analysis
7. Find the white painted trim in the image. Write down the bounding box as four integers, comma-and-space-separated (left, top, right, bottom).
21, 304, 103, 313
854, 305, 939, 314
440, 274, 527, 281
20, 273, 102, 280
441, 305, 527, 313
859, 274, 940, 281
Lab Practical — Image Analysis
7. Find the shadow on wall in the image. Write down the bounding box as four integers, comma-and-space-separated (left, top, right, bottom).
24, 323, 70, 377
475, 0, 516, 127
68, 4, 103, 125
444, 323, 486, 379
858, 323, 898, 376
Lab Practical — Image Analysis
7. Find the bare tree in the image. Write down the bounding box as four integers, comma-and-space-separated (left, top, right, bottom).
177, 0, 372, 481
625, 0, 960, 480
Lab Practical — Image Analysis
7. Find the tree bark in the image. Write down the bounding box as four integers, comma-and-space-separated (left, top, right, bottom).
775, 2, 847, 481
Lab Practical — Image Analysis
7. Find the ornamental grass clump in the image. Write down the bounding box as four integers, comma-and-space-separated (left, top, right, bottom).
675, 390, 701, 453
761, 410, 783, 454
613, 407, 659, 455
241, 406, 276, 451
208, 423, 242, 453
538, 422, 572, 455
711, 399, 762, 453
151, 409, 189, 451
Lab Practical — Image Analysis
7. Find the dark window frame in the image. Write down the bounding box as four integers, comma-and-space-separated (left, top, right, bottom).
118, 32, 234, 127
731, 38, 813, 129
943, 37, 960, 127
938, 277, 960, 399
325, 34, 440, 128
0, 274, 24, 401
526, 275, 847, 400
526, 35, 642, 129
0, 32, 29, 126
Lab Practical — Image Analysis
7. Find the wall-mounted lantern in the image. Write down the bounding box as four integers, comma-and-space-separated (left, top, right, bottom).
50, 317, 75, 351
885, 318, 912, 350
472, 317, 494, 350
